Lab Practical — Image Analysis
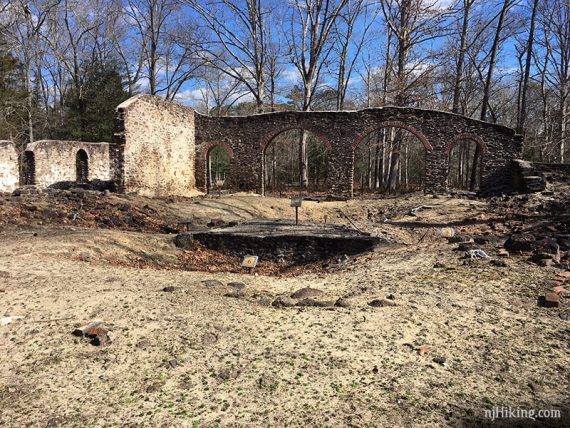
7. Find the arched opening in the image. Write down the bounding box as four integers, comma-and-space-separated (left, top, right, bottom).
76, 149, 89, 183
447, 137, 484, 191
353, 125, 430, 194
22, 151, 35, 185
206, 144, 231, 192
263, 129, 329, 195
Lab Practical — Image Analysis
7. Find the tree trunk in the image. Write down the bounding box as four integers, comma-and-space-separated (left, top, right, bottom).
516, 0, 539, 133
452, 0, 472, 114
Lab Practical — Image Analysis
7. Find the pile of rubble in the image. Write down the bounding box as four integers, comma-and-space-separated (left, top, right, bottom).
0, 187, 180, 233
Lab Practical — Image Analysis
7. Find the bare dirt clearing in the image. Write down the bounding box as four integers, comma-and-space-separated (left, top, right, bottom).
0, 190, 569, 427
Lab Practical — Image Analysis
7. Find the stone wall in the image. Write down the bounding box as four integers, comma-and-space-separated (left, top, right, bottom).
512, 159, 570, 193
113, 95, 195, 197
25, 140, 110, 188
0, 141, 19, 192
195, 108, 523, 197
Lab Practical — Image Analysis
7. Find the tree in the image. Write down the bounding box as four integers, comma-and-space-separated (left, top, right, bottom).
61, 62, 129, 142
184, 0, 281, 113
288, 0, 348, 187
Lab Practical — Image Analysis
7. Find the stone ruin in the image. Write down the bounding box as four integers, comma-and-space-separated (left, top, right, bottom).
2, 94, 568, 198
113, 95, 525, 198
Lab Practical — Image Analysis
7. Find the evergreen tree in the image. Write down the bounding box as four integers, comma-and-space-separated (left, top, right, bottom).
62, 62, 130, 142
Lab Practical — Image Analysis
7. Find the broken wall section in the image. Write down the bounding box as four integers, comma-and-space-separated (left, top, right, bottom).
25, 140, 110, 188
113, 95, 196, 197
0, 141, 19, 192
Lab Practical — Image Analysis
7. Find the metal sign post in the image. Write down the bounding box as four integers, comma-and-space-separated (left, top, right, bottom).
290, 196, 303, 225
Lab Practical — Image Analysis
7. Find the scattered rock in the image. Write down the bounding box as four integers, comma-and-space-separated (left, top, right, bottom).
224, 290, 245, 298
334, 298, 351, 308
457, 241, 477, 252
272, 296, 297, 308
167, 359, 180, 369
538, 292, 560, 308
136, 339, 150, 349
291, 287, 323, 299
202, 279, 225, 288
227, 282, 246, 291
433, 262, 446, 269
145, 381, 164, 393
418, 346, 429, 356
1, 316, 23, 326
497, 248, 510, 257
296, 298, 335, 308
257, 297, 273, 306
217, 367, 240, 381
538, 258, 554, 267
368, 299, 398, 308
162, 286, 178, 292
504, 233, 537, 252
201, 332, 219, 346
433, 356, 447, 366
490, 259, 508, 267
474, 236, 490, 245
173, 233, 194, 248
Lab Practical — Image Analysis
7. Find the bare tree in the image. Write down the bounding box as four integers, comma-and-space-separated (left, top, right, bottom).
537, 0, 569, 162
184, 0, 280, 113
288, 0, 348, 187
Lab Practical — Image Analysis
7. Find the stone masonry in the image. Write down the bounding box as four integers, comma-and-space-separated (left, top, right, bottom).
115, 95, 523, 198
113, 95, 195, 197
0, 141, 19, 192
25, 140, 110, 188
196, 108, 523, 197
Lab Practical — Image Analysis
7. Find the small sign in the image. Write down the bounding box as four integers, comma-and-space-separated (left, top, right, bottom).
290, 196, 303, 207
241, 255, 258, 268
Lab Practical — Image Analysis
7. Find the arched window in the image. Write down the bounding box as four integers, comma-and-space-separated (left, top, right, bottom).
262, 129, 330, 195
353, 123, 431, 194
22, 151, 35, 185
76, 149, 89, 183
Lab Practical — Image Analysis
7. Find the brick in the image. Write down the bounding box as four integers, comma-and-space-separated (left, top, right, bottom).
543, 292, 560, 308
550, 286, 569, 296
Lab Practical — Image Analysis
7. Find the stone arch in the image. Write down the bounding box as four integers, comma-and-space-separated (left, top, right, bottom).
196, 142, 234, 193
352, 121, 433, 151
260, 126, 332, 195
447, 133, 487, 154
260, 126, 332, 152
446, 133, 486, 191
22, 151, 36, 185
76, 149, 89, 182
197, 141, 234, 159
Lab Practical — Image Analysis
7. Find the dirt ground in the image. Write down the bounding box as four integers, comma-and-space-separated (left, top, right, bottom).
0, 189, 569, 427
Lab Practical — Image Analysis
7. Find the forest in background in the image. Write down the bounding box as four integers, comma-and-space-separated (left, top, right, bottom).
1, 0, 569, 193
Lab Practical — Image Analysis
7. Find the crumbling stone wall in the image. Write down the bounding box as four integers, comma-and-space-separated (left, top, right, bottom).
25, 140, 110, 188
512, 159, 570, 193
115, 95, 522, 198
0, 141, 19, 192
113, 95, 195, 197
196, 108, 522, 197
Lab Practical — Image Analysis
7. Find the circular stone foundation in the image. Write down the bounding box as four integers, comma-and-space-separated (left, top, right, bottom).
174, 220, 383, 263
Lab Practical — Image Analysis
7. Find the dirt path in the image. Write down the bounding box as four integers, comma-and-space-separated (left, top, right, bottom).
1, 194, 569, 427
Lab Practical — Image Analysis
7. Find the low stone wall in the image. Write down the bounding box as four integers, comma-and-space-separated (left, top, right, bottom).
0, 141, 19, 192
512, 159, 570, 193
113, 95, 196, 197
25, 140, 110, 188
